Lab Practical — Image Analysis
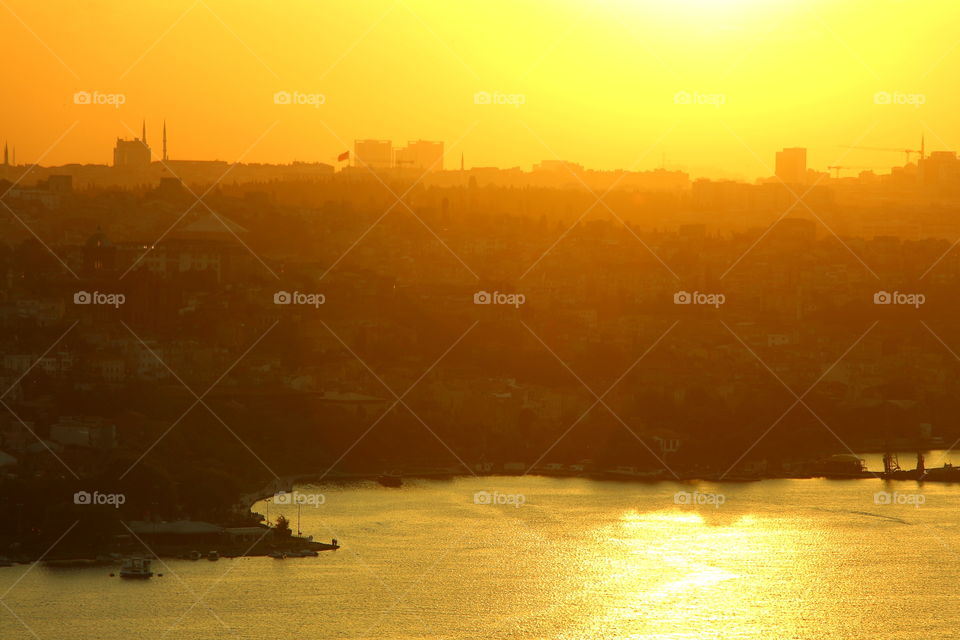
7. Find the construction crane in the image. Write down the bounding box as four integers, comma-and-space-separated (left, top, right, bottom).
841, 136, 926, 164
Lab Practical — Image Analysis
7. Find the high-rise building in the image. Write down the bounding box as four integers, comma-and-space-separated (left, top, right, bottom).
394, 140, 444, 172
354, 140, 393, 169
113, 138, 150, 169
921, 151, 960, 185
114, 121, 151, 170
113, 138, 151, 169
775, 147, 807, 185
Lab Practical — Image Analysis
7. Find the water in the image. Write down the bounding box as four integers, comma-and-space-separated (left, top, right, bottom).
3, 473, 959, 639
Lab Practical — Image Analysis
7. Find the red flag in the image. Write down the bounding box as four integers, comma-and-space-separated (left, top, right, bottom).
337, 151, 349, 162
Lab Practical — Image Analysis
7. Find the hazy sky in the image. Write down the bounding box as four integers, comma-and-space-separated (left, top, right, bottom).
1, 0, 957, 179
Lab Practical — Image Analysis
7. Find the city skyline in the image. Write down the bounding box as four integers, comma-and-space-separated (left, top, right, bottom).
0, 121, 944, 184
1, 1, 959, 178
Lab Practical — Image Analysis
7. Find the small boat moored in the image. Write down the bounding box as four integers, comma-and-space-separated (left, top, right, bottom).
376, 471, 402, 487
119, 557, 153, 579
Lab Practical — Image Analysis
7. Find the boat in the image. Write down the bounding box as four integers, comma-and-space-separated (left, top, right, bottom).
880, 451, 926, 480
817, 453, 872, 478
188, 550, 202, 561
924, 463, 960, 482
601, 466, 664, 481
207, 551, 219, 561
119, 557, 153, 579
299, 549, 319, 557
43, 558, 104, 568
268, 551, 286, 559
376, 472, 402, 487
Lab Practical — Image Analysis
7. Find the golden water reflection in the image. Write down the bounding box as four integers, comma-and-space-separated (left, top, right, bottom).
561, 507, 811, 639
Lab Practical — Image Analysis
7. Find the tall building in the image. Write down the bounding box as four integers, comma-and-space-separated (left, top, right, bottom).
394, 140, 444, 172
113, 138, 151, 169
921, 151, 960, 185
113, 119, 152, 170
775, 147, 807, 185
354, 140, 393, 169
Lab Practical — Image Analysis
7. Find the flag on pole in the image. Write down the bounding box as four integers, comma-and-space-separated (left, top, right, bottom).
337, 151, 349, 162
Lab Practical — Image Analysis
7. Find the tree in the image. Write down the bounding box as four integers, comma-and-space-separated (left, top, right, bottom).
275, 515, 292, 538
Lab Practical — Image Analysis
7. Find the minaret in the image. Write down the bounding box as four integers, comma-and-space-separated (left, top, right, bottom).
460, 152, 464, 171
162, 120, 168, 161
3, 142, 7, 166
142, 119, 147, 145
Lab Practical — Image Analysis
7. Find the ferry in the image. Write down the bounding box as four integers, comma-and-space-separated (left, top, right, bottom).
921, 463, 960, 482
376, 472, 402, 487
119, 557, 153, 579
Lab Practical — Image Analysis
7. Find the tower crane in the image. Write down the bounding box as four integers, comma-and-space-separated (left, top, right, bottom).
840, 136, 926, 164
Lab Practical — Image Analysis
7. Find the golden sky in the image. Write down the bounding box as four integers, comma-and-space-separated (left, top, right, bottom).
1, 0, 958, 179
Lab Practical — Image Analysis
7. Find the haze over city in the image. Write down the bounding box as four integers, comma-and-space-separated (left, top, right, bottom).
2, 0, 960, 178
3, 2, 960, 639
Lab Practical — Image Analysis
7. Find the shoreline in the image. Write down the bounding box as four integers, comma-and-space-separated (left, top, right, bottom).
246, 464, 960, 505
